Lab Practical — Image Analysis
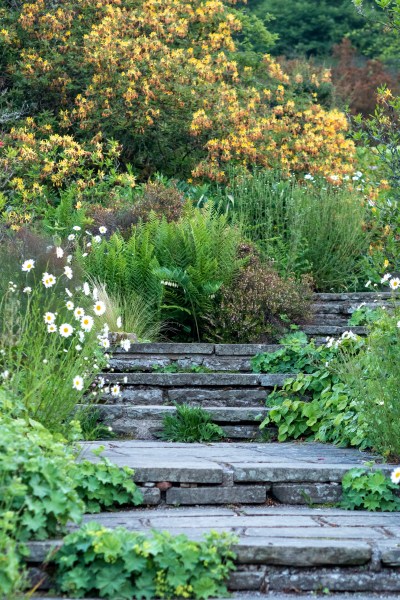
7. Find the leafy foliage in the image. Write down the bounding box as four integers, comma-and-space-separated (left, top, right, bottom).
78, 205, 243, 340
340, 305, 400, 459
53, 522, 236, 600
74, 457, 143, 514
258, 333, 369, 448
161, 404, 225, 443
216, 169, 371, 290
205, 247, 313, 343
341, 467, 400, 511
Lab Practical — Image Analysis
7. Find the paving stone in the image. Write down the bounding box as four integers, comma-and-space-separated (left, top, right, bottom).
139, 486, 161, 505
272, 482, 342, 504
167, 388, 267, 406
145, 515, 319, 529
380, 543, 400, 566
228, 570, 266, 591
104, 387, 164, 404
321, 515, 400, 526
166, 486, 267, 505
235, 538, 371, 566
242, 527, 386, 539
215, 344, 280, 356
268, 567, 400, 592
132, 464, 224, 483
233, 463, 352, 484
105, 372, 263, 386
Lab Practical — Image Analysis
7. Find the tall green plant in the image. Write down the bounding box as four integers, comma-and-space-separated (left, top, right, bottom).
216, 170, 371, 290
78, 206, 242, 340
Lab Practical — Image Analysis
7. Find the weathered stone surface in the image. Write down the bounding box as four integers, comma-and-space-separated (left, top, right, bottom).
243, 526, 385, 539
111, 343, 215, 354
105, 372, 263, 386
166, 486, 267, 505
235, 538, 371, 566
268, 567, 400, 592
104, 387, 164, 405
233, 463, 352, 484
380, 544, 400, 566
221, 425, 264, 440
314, 291, 392, 302
109, 357, 171, 371
167, 388, 267, 406
302, 325, 367, 336
272, 482, 342, 504
215, 344, 280, 356
139, 486, 161, 505
228, 570, 266, 591
132, 465, 224, 484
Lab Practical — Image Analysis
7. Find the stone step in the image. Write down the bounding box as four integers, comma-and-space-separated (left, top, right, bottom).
313, 292, 393, 302
89, 404, 269, 440
302, 325, 367, 337
108, 354, 270, 373
109, 341, 279, 356
312, 301, 389, 315
76, 441, 388, 506
102, 372, 289, 387
26, 505, 400, 594
312, 314, 350, 325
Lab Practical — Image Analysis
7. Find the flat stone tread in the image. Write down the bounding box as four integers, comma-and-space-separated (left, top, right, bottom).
102, 372, 290, 386
27, 505, 400, 569
109, 343, 280, 356
79, 441, 387, 484
302, 325, 367, 335
313, 292, 393, 301
93, 404, 268, 422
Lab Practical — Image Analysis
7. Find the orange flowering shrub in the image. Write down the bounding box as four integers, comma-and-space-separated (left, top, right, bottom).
2, 0, 355, 182
0, 119, 136, 228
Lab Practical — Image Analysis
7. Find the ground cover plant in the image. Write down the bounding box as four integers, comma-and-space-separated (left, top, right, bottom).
53, 524, 236, 600
341, 466, 400, 512
161, 404, 225, 443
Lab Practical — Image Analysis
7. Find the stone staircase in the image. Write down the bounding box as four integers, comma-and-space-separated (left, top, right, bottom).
90, 292, 393, 440
34, 291, 397, 598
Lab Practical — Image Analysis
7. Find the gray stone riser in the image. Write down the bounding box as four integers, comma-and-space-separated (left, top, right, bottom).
101, 372, 290, 387
302, 325, 367, 336
313, 292, 393, 302
101, 386, 270, 407
311, 314, 350, 325
108, 354, 259, 373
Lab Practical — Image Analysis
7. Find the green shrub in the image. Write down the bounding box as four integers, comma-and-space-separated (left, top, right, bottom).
205, 247, 313, 344
340, 303, 400, 459
0, 515, 26, 597
341, 467, 400, 512
53, 523, 236, 600
78, 205, 243, 341
217, 169, 371, 291
0, 412, 84, 541
161, 405, 225, 443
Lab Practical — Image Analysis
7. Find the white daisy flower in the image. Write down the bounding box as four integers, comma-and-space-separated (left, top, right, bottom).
81, 315, 94, 332
44, 312, 56, 324
99, 226, 107, 234
116, 316, 122, 328
99, 337, 110, 349
75, 344, 82, 351
56, 247, 64, 258
381, 273, 392, 284
93, 235, 102, 243
1, 370, 10, 380
83, 282, 90, 296
389, 278, 400, 291
23, 287, 32, 294
72, 375, 84, 391
74, 307, 85, 319
64, 266, 73, 280
59, 323, 74, 338
120, 339, 131, 352
98, 377, 105, 388
42, 273, 56, 288
47, 323, 57, 333
93, 300, 106, 316
66, 301, 74, 311
110, 384, 121, 397
397, 321, 400, 328
67, 255, 73, 264
65, 288, 73, 298
72, 226, 81, 232
92, 287, 98, 301
78, 331, 85, 343
22, 259, 35, 272
390, 467, 400, 485
67, 234, 75, 241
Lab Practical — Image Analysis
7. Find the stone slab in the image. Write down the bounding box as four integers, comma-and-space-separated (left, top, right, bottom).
242, 526, 386, 539
167, 388, 267, 406
166, 486, 267, 505
381, 544, 400, 566
272, 482, 342, 504
268, 567, 400, 592
104, 373, 263, 386
104, 388, 164, 404
138, 486, 161, 505
111, 343, 215, 354
215, 344, 281, 356
302, 325, 366, 336
233, 463, 353, 484
235, 538, 371, 566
